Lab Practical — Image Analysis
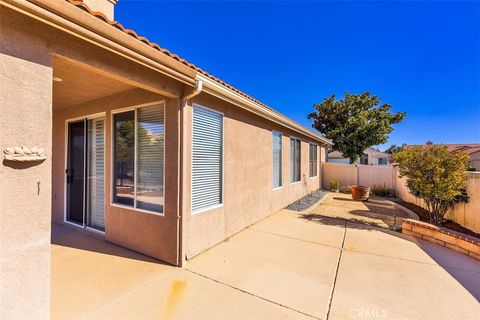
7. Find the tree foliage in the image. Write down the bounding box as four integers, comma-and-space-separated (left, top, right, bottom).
308, 92, 405, 163
393, 146, 469, 225
385, 144, 404, 154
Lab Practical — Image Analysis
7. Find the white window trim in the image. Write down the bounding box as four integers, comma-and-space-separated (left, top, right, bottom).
191, 103, 225, 215
272, 130, 283, 189
64, 112, 107, 234
290, 136, 302, 184
309, 143, 318, 178
110, 100, 166, 217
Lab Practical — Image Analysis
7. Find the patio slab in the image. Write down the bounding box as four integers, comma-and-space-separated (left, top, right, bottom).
186, 227, 341, 319
329, 249, 480, 320
52, 206, 479, 319
308, 192, 409, 229
250, 209, 345, 248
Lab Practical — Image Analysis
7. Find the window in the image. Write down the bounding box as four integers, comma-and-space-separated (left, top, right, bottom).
192, 106, 223, 213
290, 138, 301, 183
309, 143, 318, 177
378, 157, 388, 165
272, 131, 282, 188
113, 103, 165, 214
360, 153, 369, 165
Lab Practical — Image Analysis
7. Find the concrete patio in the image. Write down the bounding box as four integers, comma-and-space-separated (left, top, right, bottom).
52, 208, 480, 319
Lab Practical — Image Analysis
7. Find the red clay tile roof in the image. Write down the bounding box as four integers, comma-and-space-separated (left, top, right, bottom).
64, 0, 323, 139
404, 144, 480, 155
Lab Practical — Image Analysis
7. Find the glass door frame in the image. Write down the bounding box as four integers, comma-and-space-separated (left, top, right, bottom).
64, 112, 106, 233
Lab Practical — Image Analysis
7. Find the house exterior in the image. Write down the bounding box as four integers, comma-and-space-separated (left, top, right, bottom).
328, 147, 391, 165
403, 144, 480, 171
0, 0, 331, 317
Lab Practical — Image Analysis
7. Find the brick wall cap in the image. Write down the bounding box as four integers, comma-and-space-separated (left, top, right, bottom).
402, 219, 480, 245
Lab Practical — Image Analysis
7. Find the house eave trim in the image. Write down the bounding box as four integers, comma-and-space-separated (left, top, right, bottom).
0, 0, 196, 90
197, 74, 332, 145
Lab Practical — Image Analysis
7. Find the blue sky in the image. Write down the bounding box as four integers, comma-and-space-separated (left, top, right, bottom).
116, 1, 480, 150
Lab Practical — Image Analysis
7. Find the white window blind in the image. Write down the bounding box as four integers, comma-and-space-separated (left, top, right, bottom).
309, 143, 318, 177
272, 131, 282, 188
112, 103, 164, 214
290, 138, 301, 182
192, 106, 223, 213
136, 105, 165, 213
87, 118, 105, 230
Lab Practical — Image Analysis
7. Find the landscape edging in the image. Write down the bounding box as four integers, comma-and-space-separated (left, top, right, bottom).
402, 219, 480, 261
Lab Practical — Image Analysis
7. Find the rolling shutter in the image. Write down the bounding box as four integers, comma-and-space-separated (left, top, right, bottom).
192, 106, 223, 213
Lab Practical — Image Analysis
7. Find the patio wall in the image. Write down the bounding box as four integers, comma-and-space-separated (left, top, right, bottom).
183, 93, 326, 260
0, 9, 52, 318
52, 89, 181, 266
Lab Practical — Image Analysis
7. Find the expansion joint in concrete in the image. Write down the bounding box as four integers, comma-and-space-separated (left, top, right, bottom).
325, 219, 347, 320
184, 268, 320, 320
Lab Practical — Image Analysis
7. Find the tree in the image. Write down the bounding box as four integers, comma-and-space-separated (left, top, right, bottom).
385, 144, 404, 154
308, 92, 405, 163
393, 145, 469, 225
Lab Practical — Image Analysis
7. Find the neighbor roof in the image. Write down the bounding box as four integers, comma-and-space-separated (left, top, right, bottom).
63, 0, 329, 143
404, 144, 480, 155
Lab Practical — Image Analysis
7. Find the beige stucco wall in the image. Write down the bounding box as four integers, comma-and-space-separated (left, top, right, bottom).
2, 1, 330, 296
0, 4, 186, 267
0, 9, 52, 319
182, 94, 325, 259
52, 89, 181, 265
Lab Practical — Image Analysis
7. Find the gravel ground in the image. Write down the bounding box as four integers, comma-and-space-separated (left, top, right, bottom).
286, 189, 326, 212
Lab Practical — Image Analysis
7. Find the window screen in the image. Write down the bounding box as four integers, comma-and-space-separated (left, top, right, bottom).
290, 138, 301, 182
192, 106, 223, 213
272, 131, 282, 188
309, 143, 318, 177
112, 103, 164, 214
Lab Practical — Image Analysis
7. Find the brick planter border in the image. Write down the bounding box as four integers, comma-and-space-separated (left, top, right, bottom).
402, 219, 480, 261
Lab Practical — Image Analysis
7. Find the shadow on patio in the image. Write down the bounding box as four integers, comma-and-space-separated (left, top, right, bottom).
302, 194, 480, 302
51, 223, 163, 264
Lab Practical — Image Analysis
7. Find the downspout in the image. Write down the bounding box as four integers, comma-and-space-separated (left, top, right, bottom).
177, 79, 202, 267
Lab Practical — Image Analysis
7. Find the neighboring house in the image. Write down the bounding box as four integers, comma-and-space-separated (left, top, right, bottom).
404, 144, 480, 170
328, 147, 391, 165
0, 0, 331, 317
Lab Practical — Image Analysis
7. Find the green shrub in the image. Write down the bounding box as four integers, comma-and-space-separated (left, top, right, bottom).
393, 145, 469, 225
371, 185, 391, 197
467, 166, 477, 172
330, 180, 340, 191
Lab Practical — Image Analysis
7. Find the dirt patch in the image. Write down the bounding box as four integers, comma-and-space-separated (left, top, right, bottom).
395, 200, 480, 238
286, 189, 326, 211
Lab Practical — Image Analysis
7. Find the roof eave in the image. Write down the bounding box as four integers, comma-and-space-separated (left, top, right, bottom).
198, 74, 332, 145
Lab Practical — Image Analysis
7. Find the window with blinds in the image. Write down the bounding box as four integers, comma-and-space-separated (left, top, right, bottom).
112, 103, 165, 214
192, 106, 223, 213
272, 131, 282, 188
309, 143, 318, 177
290, 138, 301, 183
137, 105, 164, 213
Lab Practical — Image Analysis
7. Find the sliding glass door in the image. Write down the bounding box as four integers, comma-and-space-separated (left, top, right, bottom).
66, 117, 105, 230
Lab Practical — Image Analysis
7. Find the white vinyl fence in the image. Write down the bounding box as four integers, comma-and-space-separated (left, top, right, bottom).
322, 162, 395, 190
